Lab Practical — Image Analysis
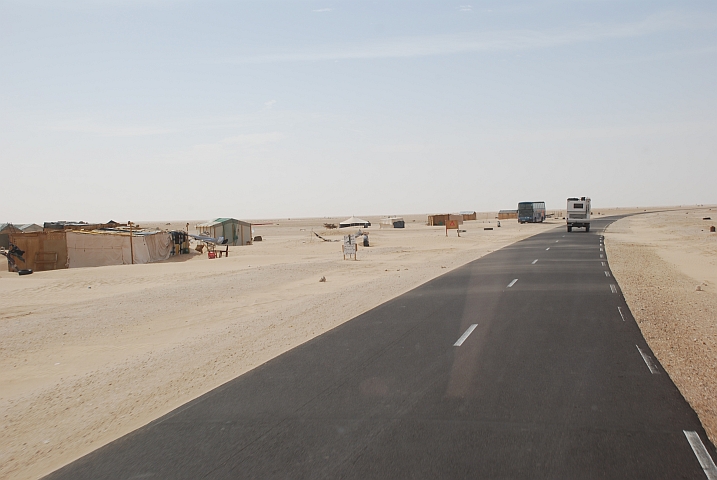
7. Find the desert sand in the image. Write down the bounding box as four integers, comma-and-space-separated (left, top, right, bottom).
1, 213, 557, 479
605, 207, 717, 446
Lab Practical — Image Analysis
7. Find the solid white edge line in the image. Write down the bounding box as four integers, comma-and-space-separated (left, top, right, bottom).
636, 345, 660, 374
610, 284, 617, 293
454, 324, 478, 347
618, 306, 626, 322
507, 279, 518, 288
532, 259, 538, 264
684, 430, 717, 480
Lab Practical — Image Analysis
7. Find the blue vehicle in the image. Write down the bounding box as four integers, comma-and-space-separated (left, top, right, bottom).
517, 201, 546, 223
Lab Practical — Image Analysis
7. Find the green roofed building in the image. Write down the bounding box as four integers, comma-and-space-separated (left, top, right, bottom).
195, 218, 252, 246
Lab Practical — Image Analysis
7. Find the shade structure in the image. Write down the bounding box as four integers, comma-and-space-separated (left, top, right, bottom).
339, 216, 371, 228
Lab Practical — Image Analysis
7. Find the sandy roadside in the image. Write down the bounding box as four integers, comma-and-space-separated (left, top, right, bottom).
1, 214, 556, 479
605, 207, 717, 445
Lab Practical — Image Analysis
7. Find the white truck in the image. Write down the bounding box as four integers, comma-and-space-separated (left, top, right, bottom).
566, 197, 591, 232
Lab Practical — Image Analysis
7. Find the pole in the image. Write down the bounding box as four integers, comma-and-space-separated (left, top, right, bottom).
129, 221, 134, 265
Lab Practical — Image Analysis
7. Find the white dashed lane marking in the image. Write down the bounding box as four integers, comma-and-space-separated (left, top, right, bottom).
604, 271, 611, 277
507, 279, 518, 288
618, 307, 626, 322
454, 324, 478, 347
684, 430, 717, 480
636, 345, 660, 374
610, 284, 617, 294
532, 259, 538, 265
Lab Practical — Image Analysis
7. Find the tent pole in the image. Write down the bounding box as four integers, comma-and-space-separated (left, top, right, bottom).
129, 221, 134, 265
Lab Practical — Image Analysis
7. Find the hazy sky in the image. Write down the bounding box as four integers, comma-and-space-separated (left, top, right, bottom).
2, 0, 715, 223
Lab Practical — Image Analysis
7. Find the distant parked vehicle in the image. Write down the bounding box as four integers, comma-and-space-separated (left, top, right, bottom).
517, 202, 546, 223
567, 197, 591, 232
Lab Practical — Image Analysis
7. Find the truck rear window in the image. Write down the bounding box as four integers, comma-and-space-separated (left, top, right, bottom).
572, 203, 583, 209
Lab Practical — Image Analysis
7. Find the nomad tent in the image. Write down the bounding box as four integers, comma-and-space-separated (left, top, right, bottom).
65, 231, 172, 268
196, 218, 252, 246
7, 230, 173, 271
339, 216, 371, 228
380, 217, 405, 228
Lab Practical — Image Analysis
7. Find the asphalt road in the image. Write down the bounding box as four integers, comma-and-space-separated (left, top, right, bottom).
45, 217, 717, 479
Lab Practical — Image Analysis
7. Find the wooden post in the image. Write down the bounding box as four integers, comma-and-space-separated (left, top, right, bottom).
128, 221, 134, 265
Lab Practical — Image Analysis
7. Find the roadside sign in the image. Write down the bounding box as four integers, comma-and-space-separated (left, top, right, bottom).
343, 234, 358, 259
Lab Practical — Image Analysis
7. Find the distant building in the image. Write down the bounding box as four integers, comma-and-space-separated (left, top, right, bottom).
498, 210, 518, 220
380, 217, 405, 228
460, 211, 477, 221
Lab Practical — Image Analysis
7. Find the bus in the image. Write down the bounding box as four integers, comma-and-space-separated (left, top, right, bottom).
517, 201, 546, 223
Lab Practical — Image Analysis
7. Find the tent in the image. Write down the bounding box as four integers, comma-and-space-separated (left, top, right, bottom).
66, 231, 172, 268
8, 230, 175, 271
339, 216, 371, 228
196, 218, 252, 246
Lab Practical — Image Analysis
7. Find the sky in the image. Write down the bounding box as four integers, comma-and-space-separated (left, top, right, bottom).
1, 0, 716, 223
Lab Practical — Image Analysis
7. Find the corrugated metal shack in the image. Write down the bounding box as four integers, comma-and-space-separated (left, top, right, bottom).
460, 211, 477, 221
196, 218, 252, 246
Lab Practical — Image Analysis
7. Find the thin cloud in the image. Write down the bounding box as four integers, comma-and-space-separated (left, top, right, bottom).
219, 11, 716, 64
459, 5, 472, 12
313, 8, 332, 13
50, 120, 175, 137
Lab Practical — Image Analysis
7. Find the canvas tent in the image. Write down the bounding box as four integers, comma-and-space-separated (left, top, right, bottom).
8, 230, 173, 271
66, 231, 172, 268
196, 218, 252, 246
339, 216, 371, 228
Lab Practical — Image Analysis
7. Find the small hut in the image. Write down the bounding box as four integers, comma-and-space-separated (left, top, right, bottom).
196, 218, 252, 246
380, 217, 405, 228
428, 214, 450, 226
460, 211, 477, 221
498, 210, 518, 220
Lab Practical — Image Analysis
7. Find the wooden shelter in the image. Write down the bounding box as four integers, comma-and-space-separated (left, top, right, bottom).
498, 210, 518, 220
